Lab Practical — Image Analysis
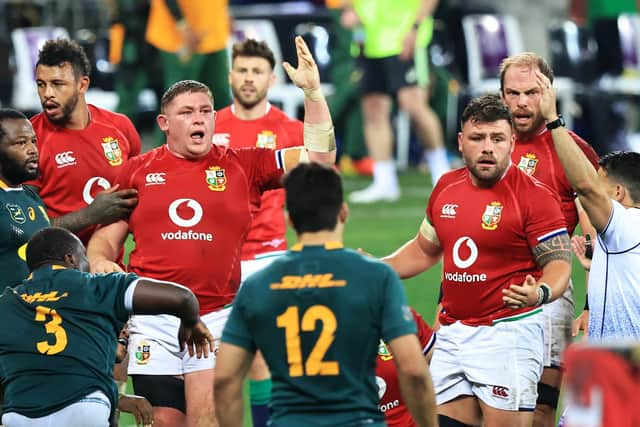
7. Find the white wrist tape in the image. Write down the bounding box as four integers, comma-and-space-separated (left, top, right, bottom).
304, 122, 336, 152
303, 87, 324, 101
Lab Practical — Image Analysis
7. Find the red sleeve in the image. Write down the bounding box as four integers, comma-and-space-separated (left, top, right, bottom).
570, 131, 600, 169
235, 147, 284, 193
411, 308, 435, 354
286, 119, 304, 147
524, 181, 568, 248
119, 114, 141, 157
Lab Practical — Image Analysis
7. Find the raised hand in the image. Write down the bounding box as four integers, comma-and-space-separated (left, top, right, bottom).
283, 36, 321, 92
179, 319, 215, 359
87, 184, 138, 225
535, 70, 559, 123
571, 234, 592, 271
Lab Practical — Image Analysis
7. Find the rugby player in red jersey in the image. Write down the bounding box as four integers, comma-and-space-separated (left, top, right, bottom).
377, 308, 435, 427
500, 52, 600, 427
28, 39, 139, 245
214, 38, 304, 427
383, 94, 572, 427
87, 36, 336, 427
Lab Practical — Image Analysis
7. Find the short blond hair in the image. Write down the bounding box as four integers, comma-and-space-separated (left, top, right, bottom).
499, 52, 554, 94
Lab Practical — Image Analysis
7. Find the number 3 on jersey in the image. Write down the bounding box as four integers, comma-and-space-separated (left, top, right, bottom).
35, 305, 68, 355
276, 305, 339, 377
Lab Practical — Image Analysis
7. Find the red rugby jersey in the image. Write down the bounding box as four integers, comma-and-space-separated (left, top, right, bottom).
114, 144, 284, 314
512, 129, 599, 235
29, 105, 141, 244
215, 104, 303, 259
376, 308, 435, 427
427, 165, 567, 326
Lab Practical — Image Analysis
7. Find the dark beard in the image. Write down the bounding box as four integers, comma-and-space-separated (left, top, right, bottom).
231, 86, 264, 110
44, 92, 79, 126
0, 153, 38, 185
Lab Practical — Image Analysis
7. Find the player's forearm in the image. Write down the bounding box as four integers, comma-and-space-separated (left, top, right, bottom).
50, 208, 93, 233
551, 128, 600, 197
383, 237, 439, 279
538, 259, 571, 303
87, 222, 127, 263
397, 370, 437, 427
132, 279, 199, 326
417, 0, 438, 22
302, 88, 337, 164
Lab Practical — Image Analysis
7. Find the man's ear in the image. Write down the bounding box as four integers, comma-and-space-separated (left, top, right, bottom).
64, 253, 77, 269
157, 114, 169, 132
616, 184, 626, 202
339, 202, 349, 224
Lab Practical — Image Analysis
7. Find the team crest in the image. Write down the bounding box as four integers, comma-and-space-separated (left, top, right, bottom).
517, 153, 538, 175
135, 341, 151, 365
378, 340, 393, 361
256, 130, 277, 149
481, 201, 503, 231
206, 166, 227, 191
101, 137, 123, 166
6, 204, 26, 224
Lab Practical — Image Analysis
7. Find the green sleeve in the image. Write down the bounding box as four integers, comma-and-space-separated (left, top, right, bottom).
381, 266, 417, 342
91, 272, 139, 323
221, 286, 256, 353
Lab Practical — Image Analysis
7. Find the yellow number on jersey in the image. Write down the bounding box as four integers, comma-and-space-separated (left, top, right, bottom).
35, 305, 68, 355
276, 305, 339, 377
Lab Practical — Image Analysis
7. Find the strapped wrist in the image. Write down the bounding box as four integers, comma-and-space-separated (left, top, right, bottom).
536, 283, 552, 306
303, 87, 324, 102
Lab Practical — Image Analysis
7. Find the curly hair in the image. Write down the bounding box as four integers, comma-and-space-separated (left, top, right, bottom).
37, 38, 91, 78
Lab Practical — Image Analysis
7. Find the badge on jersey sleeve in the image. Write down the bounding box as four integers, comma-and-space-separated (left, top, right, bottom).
256, 130, 277, 149
206, 166, 227, 191
517, 153, 538, 175
481, 201, 503, 231
101, 136, 123, 166
378, 340, 393, 361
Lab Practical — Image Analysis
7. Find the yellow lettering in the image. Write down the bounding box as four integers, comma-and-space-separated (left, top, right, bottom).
270, 274, 347, 290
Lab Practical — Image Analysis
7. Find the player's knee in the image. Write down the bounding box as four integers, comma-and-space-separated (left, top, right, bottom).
438, 414, 476, 427
131, 375, 186, 413
536, 382, 560, 409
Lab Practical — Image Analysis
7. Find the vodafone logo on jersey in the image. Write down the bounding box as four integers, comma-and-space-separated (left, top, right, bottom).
162, 198, 214, 242
55, 151, 76, 168
145, 173, 166, 186
82, 177, 111, 205
444, 236, 487, 284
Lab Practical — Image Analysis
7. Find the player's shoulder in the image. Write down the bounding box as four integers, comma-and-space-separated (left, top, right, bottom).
29, 112, 52, 136
267, 105, 300, 122
431, 168, 467, 197
507, 164, 559, 200
88, 104, 132, 125
216, 106, 234, 123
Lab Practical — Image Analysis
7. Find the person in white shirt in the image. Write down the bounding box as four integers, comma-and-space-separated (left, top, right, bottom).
539, 70, 640, 340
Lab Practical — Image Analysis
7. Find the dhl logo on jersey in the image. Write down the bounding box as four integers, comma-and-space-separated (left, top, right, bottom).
206, 166, 227, 191
102, 137, 123, 166
256, 130, 277, 149
481, 201, 503, 231
21, 291, 69, 304
517, 153, 539, 175
270, 274, 347, 290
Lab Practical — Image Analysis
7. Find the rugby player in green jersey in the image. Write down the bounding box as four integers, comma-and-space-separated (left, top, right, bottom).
0, 227, 213, 427
0, 108, 49, 288
215, 163, 437, 427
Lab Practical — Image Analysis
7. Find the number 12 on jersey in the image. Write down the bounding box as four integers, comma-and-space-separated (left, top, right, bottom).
276, 305, 339, 377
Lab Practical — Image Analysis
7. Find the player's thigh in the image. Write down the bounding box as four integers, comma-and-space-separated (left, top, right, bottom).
3, 391, 111, 427
430, 322, 474, 406
478, 400, 535, 427
465, 313, 544, 412
542, 283, 574, 369
438, 395, 482, 427
184, 369, 215, 415
359, 56, 391, 96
